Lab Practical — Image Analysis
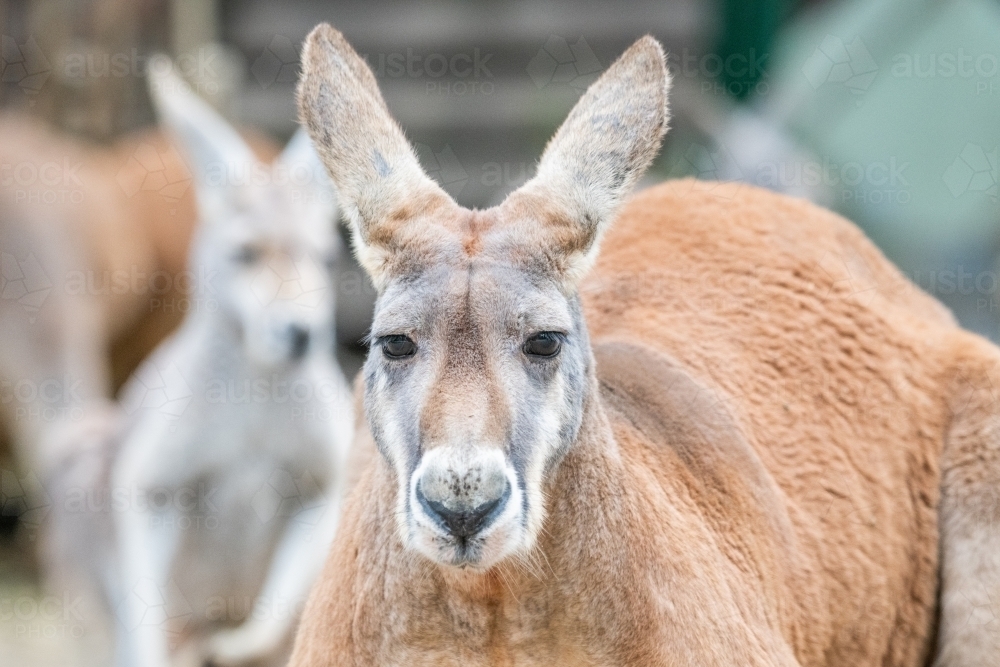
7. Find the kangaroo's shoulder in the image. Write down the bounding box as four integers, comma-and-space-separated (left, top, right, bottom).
593, 341, 789, 528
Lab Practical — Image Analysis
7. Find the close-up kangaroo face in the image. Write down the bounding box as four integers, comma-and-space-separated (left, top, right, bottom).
298, 24, 670, 568
362, 207, 592, 568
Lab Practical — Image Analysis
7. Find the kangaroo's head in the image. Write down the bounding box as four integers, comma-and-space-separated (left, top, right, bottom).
149, 57, 340, 368
298, 25, 669, 569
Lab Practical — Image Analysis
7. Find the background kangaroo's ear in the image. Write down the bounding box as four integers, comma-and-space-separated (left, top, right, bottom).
276, 127, 339, 224
146, 54, 260, 215
296, 23, 454, 288
505, 36, 671, 285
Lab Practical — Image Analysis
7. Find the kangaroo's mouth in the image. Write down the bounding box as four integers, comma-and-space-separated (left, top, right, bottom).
406, 460, 526, 570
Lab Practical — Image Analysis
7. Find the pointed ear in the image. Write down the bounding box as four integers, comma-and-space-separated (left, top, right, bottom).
507, 36, 670, 284
296, 23, 453, 287
276, 127, 339, 221
146, 54, 259, 212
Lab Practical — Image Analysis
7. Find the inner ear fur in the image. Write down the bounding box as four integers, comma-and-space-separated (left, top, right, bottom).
296, 23, 455, 287
504, 36, 671, 284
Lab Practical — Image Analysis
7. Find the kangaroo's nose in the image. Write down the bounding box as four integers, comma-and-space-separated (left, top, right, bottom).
288, 325, 310, 359
416, 480, 510, 539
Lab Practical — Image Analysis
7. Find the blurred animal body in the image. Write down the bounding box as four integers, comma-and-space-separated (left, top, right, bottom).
0, 114, 190, 473
0, 111, 277, 479
288, 24, 1000, 667
47, 61, 353, 667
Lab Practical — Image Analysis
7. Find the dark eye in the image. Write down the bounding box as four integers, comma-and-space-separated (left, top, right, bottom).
233, 244, 262, 265
523, 332, 562, 358
382, 335, 417, 359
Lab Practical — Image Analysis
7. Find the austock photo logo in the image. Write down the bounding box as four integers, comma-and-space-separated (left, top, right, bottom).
251, 34, 496, 96
943, 143, 998, 200
144, 49, 227, 98
0, 252, 52, 319
120, 359, 194, 422
364, 46, 494, 96
527, 35, 602, 90
1, 374, 87, 425
1, 590, 87, 640
60, 263, 218, 316
4, 37, 225, 98
0, 34, 51, 102
116, 578, 193, 641
757, 156, 912, 206
802, 34, 878, 102
667, 48, 770, 97
414, 143, 469, 198
667, 141, 745, 200
251, 468, 328, 533
251, 35, 300, 88
0, 469, 51, 533
889, 48, 1000, 95
115, 142, 193, 206
250, 251, 329, 311
1, 156, 85, 205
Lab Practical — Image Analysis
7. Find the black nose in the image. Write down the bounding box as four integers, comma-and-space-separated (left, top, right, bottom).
416, 484, 509, 539
289, 325, 310, 358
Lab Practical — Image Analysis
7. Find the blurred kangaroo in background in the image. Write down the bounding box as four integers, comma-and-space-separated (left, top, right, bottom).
43, 57, 353, 667
0, 109, 278, 508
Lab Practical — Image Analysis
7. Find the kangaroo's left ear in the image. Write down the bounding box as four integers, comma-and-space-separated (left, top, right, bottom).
504, 36, 671, 285
275, 127, 339, 223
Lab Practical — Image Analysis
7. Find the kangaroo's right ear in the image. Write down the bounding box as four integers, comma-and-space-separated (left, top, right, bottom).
146, 55, 259, 214
296, 23, 455, 288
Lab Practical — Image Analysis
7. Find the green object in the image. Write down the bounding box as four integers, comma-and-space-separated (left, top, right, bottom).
716, 0, 795, 99
765, 0, 1000, 338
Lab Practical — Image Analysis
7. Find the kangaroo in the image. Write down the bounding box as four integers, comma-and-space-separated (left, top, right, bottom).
288, 24, 1000, 667
56, 58, 354, 667
0, 111, 277, 497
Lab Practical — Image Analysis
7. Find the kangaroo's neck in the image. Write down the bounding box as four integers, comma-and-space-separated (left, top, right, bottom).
359, 380, 640, 663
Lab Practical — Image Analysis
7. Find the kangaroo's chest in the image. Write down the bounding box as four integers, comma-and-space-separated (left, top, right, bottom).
374, 598, 599, 667
177, 370, 336, 475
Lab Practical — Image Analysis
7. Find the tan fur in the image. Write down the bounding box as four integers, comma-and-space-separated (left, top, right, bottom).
291, 24, 1000, 667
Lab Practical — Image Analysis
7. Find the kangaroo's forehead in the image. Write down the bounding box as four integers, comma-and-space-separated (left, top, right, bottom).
380, 202, 562, 275
372, 261, 574, 334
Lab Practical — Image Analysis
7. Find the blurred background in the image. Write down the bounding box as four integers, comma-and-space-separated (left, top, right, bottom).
1, 0, 998, 664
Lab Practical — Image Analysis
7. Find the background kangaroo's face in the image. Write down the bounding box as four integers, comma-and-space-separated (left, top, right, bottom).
150, 59, 340, 368
298, 25, 670, 569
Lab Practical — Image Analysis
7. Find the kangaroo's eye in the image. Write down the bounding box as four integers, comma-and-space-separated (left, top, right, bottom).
382, 335, 417, 359
233, 244, 263, 265
523, 332, 562, 358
